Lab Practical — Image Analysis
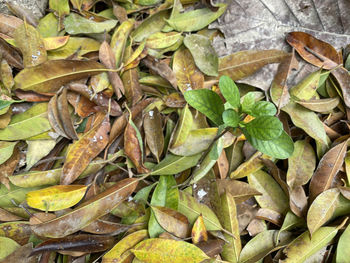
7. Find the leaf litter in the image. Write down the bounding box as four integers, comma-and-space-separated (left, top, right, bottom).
0, 0, 350, 262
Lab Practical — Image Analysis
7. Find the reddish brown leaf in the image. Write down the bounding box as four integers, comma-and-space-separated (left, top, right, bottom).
109, 98, 153, 144
286, 32, 341, 69
309, 139, 348, 202
14, 90, 51, 102
61, 113, 110, 185
124, 121, 149, 174
66, 91, 98, 118
256, 208, 283, 226
68, 83, 122, 117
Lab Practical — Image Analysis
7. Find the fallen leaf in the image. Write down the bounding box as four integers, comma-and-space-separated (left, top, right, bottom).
61, 113, 110, 185
31, 178, 138, 238
132, 238, 209, 263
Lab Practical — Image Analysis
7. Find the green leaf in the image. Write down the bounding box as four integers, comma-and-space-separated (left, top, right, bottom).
165, 4, 227, 32
248, 170, 289, 214
245, 131, 294, 159
241, 92, 256, 113
337, 224, 350, 263
0, 141, 17, 165
245, 116, 283, 141
282, 227, 339, 263
184, 89, 224, 125
223, 109, 239, 128
0, 103, 51, 141
64, 13, 117, 34
307, 188, 341, 236
170, 104, 193, 148
190, 138, 224, 184
0, 237, 20, 260
184, 34, 218, 77
131, 10, 170, 42
170, 128, 218, 156
151, 153, 201, 175
239, 230, 292, 263
132, 238, 209, 263
148, 175, 178, 238
219, 75, 240, 109
178, 191, 222, 231
251, 101, 277, 117
219, 192, 241, 263
0, 183, 43, 207
134, 183, 156, 205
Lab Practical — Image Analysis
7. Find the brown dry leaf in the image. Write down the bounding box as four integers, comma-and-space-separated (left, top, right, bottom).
143, 56, 177, 89
217, 179, 261, 204
124, 119, 149, 174
144, 108, 164, 162
121, 42, 143, 106
57, 88, 79, 140
109, 98, 153, 144
218, 50, 289, 90
152, 206, 189, 238
270, 51, 299, 109
68, 83, 122, 117
0, 14, 23, 37
309, 139, 348, 202
286, 31, 341, 70
0, 147, 20, 190
61, 112, 110, 185
173, 47, 204, 93
99, 41, 125, 99
31, 234, 115, 255
0, 38, 23, 69
48, 94, 69, 138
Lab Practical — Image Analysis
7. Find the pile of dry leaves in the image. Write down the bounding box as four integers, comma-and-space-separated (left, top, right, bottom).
0, 0, 350, 262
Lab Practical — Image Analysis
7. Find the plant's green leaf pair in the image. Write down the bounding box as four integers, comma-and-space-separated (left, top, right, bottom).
184, 75, 294, 159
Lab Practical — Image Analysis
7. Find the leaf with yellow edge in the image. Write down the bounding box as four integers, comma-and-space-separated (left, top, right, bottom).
26, 185, 87, 211
132, 238, 209, 263
191, 215, 208, 244
170, 128, 218, 156
170, 104, 193, 149
14, 60, 107, 94
173, 47, 204, 93
102, 230, 148, 263
31, 178, 138, 238
230, 151, 274, 179
281, 227, 339, 263
13, 23, 47, 67
219, 192, 241, 263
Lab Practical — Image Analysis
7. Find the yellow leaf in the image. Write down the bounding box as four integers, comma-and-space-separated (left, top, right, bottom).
26, 185, 87, 211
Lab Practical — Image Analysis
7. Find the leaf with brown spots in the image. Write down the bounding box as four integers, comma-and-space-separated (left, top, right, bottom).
61, 112, 110, 185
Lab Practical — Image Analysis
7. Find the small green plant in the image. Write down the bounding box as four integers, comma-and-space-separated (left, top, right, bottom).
184, 75, 294, 159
